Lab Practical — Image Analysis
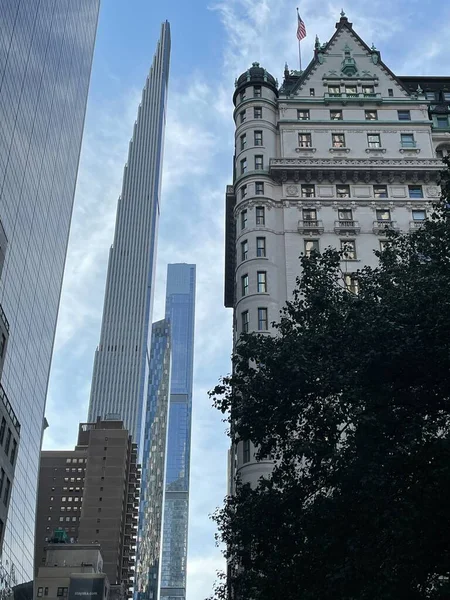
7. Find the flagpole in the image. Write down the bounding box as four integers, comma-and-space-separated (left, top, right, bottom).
297, 7, 302, 71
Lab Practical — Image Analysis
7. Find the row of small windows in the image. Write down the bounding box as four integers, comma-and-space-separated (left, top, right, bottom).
0, 470, 11, 507
241, 237, 266, 261
301, 87, 395, 98
241, 182, 265, 199
66, 458, 85, 464
240, 130, 263, 150
241, 271, 267, 295
240, 155, 264, 174
65, 467, 84, 472
239, 86, 262, 103
241, 308, 269, 333
239, 106, 263, 123
288, 183, 424, 199
301, 207, 426, 224
240, 206, 265, 229
0, 417, 17, 466
303, 237, 406, 260
297, 109, 414, 121
298, 132, 418, 149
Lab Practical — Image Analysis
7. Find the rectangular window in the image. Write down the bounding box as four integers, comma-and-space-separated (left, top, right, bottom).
240, 134, 246, 151
367, 134, 381, 148
44, 589, 48, 597
365, 110, 378, 120
301, 184, 315, 198
297, 109, 310, 120
330, 109, 343, 120
336, 185, 351, 198
57, 589, 68, 598
37, 589, 43, 598
362, 85, 375, 95
257, 271, 267, 293
443, 92, 450, 101
425, 91, 436, 100
255, 155, 263, 170
10, 440, 17, 466
412, 210, 427, 221
338, 209, 353, 221
241, 240, 248, 261
0, 334, 5, 358
4, 429, 11, 455
0, 469, 4, 497
345, 86, 357, 95
256, 237, 266, 257
3, 479, 10, 506
408, 185, 423, 199
241, 184, 247, 199
243, 440, 251, 463
332, 133, 346, 148
240, 110, 246, 124
241, 274, 249, 296
240, 158, 247, 174
254, 85, 262, 98
412, 209, 426, 221
298, 133, 312, 148
240, 90, 246, 102
436, 115, 448, 128
310, 88, 315, 96
376, 209, 391, 221
401, 133, 415, 147
305, 240, 319, 257
344, 274, 359, 294
254, 107, 262, 119
341, 240, 356, 260
374, 185, 388, 198
255, 182, 264, 195
0, 418, 5, 445
398, 110, 411, 121
241, 311, 249, 334
258, 308, 268, 331
328, 85, 340, 95
302, 208, 317, 221
256, 206, 265, 225
254, 130, 263, 146
388, 88, 394, 97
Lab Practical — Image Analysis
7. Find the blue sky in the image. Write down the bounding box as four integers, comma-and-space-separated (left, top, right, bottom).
44, 0, 450, 597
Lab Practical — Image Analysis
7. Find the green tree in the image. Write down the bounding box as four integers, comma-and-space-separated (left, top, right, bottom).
210, 165, 450, 600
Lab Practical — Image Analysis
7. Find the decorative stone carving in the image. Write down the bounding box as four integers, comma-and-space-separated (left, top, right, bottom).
426, 186, 440, 197
305, 170, 312, 182
279, 103, 288, 117
286, 185, 299, 197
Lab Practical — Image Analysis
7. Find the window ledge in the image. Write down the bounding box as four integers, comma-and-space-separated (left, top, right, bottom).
399, 147, 420, 153
295, 147, 316, 153
329, 147, 351, 153
365, 147, 386, 153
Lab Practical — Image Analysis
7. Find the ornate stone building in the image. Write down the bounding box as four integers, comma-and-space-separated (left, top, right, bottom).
224, 13, 449, 490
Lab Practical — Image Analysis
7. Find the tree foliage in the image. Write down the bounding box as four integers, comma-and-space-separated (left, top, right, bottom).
210, 164, 450, 600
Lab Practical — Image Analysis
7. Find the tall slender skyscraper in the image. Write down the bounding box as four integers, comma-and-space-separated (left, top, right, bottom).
0, 0, 100, 585
88, 22, 171, 448
160, 264, 196, 600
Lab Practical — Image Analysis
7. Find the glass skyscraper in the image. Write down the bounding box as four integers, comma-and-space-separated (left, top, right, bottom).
136, 319, 171, 600
0, 0, 100, 584
88, 22, 171, 449
160, 264, 196, 600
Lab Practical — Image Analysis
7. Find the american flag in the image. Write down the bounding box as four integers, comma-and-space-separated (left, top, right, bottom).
297, 12, 306, 41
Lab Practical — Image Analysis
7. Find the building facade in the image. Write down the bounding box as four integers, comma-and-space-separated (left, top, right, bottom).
35, 420, 140, 596
160, 264, 196, 600
0, 0, 100, 584
88, 22, 171, 448
224, 14, 446, 491
136, 320, 171, 600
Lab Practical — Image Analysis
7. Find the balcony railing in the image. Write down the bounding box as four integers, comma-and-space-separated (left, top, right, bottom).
334, 220, 361, 234
373, 220, 400, 234
324, 92, 382, 104
298, 220, 324, 234
409, 220, 425, 230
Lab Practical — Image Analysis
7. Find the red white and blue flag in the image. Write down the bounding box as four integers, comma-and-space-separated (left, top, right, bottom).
297, 12, 306, 41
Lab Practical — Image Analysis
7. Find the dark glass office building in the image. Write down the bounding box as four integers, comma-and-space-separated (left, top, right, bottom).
160, 264, 196, 600
136, 319, 171, 600
0, 0, 100, 584
88, 22, 171, 449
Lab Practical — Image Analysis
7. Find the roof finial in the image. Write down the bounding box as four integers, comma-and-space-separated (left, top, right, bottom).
371, 43, 377, 51
340, 8, 346, 18
315, 34, 321, 49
